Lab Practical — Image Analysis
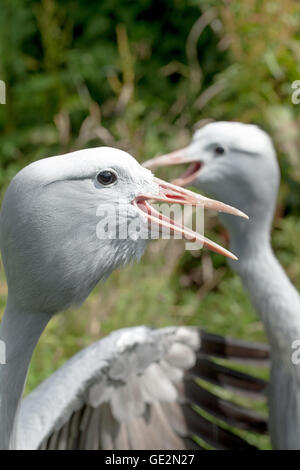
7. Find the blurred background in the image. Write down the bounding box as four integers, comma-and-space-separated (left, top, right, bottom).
0, 0, 300, 449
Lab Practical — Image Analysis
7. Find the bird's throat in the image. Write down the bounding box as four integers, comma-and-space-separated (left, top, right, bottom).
229, 236, 300, 357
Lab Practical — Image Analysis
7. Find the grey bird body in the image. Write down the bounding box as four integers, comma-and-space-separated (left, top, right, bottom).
0, 145, 267, 450
145, 121, 300, 449
19, 326, 268, 450
18, 326, 200, 450
230, 228, 300, 449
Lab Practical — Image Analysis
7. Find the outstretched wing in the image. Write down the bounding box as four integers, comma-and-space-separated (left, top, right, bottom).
18, 327, 269, 450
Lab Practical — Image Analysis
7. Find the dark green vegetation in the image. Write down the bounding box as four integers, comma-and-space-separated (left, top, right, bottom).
0, 0, 300, 449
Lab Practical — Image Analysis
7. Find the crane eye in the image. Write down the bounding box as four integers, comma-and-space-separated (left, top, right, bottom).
214, 145, 225, 156
96, 170, 117, 186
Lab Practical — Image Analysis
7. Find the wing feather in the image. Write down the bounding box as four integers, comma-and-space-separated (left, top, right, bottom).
18, 326, 269, 450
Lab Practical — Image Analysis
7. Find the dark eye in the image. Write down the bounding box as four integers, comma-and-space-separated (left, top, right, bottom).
214, 145, 225, 156
96, 170, 117, 186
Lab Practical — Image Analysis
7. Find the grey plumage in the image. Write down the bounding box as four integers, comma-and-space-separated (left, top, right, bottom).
0, 146, 268, 450
145, 121, 300, 449
19, 326, 268, 450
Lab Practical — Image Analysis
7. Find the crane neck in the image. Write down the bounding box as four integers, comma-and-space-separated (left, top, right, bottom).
228, 226, 300, 360
0, 301, 51, 449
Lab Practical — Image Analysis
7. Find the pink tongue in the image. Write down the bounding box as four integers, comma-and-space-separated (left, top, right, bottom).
172, 162, 202, 186
179, 162, 202, 179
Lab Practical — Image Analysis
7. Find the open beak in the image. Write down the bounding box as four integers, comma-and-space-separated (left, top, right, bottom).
132, 177, 248, 261
143, 147, 191, 170
143, 147, 204, 187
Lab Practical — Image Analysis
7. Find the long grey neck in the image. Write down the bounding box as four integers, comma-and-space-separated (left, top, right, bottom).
226, 218, 300, 362
0, 301, 51, 449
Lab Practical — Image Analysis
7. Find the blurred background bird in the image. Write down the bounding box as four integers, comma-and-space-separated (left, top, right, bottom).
144, 121, 300, 449
0, 0, 300, 450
